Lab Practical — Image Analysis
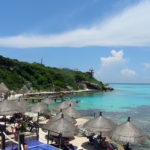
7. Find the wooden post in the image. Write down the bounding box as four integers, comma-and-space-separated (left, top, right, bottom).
18, 133, 24, 150
36, 127, 39, 141
94, 112, 96, 118
1, 132, 5, 150
59, 133, 62, 149
37, 112, 39, 124
4, 115, 6, 127
36, 114, 39, 141
47, 130, 50, 144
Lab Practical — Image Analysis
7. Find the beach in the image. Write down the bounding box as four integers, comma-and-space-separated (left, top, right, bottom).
38, 117, 124, 150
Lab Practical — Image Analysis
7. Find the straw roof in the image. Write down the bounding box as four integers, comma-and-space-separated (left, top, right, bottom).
111, 117, 148, 144
62, 105, 82, 119
20, 85, 29, 94
53, 100, 78, 112
0, 82, 9, 93
0, 100, 23, 115
30, 102, 50, 114
83, 112, 116, 133
15, 98, 29, 112
48, 112, 77, 124
42, 98, 56, 105
44, 114, 77, 137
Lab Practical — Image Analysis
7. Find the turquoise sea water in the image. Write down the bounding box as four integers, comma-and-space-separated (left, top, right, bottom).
71, 84, 150, 112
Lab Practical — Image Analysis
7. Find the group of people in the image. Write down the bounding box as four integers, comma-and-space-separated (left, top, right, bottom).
87, 132, 118, 150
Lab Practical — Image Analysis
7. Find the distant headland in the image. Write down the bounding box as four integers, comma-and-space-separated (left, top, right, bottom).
0, 55, 113, 93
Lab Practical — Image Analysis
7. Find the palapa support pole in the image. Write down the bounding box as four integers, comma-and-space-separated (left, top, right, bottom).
99, 112, 102, 116
4, 115, 6, 128
37, 112, 40, 124
59, 133, 62, 149
18, 133, 25, 150
128, 117, 131, 122
94, 112, 96, 118
126, 117, 131, 149
37, 112, 40, 140
1, 132, 5, 150
47, 130, 50, 144
36, 125, 39, 141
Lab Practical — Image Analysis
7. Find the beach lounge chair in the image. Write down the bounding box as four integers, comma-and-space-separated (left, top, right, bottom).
93, 138, 101, 149
87, 135, 94, 144
109, 143, 118, 150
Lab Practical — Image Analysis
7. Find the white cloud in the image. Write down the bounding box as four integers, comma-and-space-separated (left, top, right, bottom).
101, 50, 124, 66
95, 50, 126, 83
121, 68, 136, 77
0, 0, 150, 48
144, 63, 150, 69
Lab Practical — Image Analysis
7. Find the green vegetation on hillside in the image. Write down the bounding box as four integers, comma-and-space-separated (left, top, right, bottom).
0, 55, 105, 91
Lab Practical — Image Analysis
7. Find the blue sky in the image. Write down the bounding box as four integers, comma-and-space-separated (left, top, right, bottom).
0, 0, 150, 83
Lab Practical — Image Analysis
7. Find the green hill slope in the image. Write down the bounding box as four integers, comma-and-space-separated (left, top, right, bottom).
0, 55, 105, 91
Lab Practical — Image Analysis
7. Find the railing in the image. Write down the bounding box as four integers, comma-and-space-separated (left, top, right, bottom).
0, 124, 62, 150
1, 131, 24, 150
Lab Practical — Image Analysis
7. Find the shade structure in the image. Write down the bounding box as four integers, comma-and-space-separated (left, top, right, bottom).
0, 82, 9, 93
42, 98, 56, 105
64, 100, 78, 107
15, 98, 29, 112
20, 85, 29, 94
62, 105, 82, 119
30, 102, 50, 114
53, 100, 78, 112
48, 111, 77, 124
83, 112, 116, 133
44, 114, 77, 137
0, 100, 23, 115
110, 117, 148, 144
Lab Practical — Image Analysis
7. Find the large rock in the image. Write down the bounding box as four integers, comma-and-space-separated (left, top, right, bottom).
82, 81, 113, 91
82, 81, 103, 90
66, 86, 73, 91
78, 83, 87, 90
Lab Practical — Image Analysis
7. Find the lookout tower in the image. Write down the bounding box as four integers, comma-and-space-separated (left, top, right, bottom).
89, 68, 94, 78
74, 68, 79, 72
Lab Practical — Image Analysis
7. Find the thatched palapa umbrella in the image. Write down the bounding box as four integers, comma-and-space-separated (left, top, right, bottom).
44, 114, 77, 138
111, 117, 148, 144
30, 102, 51, 138
0, 100, 24, 115
64, 100, 78, 107
15, 98, 29, 112
20, 85, 29, 94
0, 100, 25, 126
62, 104, 82, 119
48, 110, 77, 124
42, 98, 56, 105
83, 112, 116, 133
0, 82, 9, 93
53, 99, 78, 112
30, 102, 50, 114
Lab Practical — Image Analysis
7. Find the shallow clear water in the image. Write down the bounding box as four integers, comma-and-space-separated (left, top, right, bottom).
70, 84, 150, 112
